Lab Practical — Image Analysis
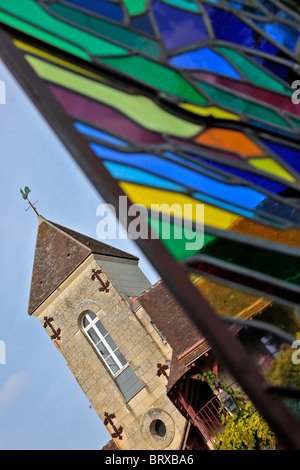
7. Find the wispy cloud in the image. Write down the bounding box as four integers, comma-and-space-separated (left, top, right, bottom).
0, 373, 29, 408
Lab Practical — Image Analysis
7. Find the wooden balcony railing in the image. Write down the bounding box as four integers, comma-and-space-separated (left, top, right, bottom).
196, 395, 228, 445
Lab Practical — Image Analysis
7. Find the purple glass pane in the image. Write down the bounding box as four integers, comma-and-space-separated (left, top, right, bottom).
49, 84, 164, 145
152, 0, 208, 49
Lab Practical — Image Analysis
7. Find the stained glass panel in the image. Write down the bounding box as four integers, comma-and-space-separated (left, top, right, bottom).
0, 0, 300, 308
2, 0, 300, 444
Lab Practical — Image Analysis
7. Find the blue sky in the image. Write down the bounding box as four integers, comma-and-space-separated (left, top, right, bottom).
0, 59, 159, 450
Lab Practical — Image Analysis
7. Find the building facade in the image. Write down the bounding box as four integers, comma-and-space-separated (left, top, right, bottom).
28, 217, 187, 450
28, 217, 286, 450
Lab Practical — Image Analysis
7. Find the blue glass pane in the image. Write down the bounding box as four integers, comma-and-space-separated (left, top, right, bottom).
103, 160, 186, 191
163, 152, 228, 180
228, 1, 265, 16
152, 0, 208, 49
249, 120, 296, 138
188, 154, 288, 194
74, 121, 128, 147
169, 47, 241, 79
92, 143, 267, 209
251, 20, 300, 52
260, 0, 299, 23
63, 0, 124, 22
204, 5, 280, 55
248, 54, 292, 82
257, 195, 300, 224
131, 13, 155, 36
192, 192, 258, 219
262, 140, 300, 175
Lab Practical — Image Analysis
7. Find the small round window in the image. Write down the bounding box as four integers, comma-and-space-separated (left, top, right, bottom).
150, 419, 167, 439
141, 409, 175, 449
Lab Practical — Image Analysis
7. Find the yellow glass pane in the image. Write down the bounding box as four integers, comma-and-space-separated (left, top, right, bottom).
120, 182, 240, 230
181, 103, 240, 121
24, 55, 202, 138
14, 39, 107, 82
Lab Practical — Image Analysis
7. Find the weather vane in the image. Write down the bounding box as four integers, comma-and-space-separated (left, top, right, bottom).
20, 186, 39, 216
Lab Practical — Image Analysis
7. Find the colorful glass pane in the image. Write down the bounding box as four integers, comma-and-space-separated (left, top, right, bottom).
0, 0, 300, 310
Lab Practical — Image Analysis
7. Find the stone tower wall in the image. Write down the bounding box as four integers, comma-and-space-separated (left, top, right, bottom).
32, 254, 186, 450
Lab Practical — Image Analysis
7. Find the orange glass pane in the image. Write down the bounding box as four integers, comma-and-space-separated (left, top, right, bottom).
196, 128, 264, 157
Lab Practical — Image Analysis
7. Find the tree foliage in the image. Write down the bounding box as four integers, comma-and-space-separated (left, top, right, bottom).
197, 371, 277, 450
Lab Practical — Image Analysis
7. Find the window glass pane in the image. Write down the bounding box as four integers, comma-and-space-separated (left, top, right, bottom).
105, 334, 118, 352
87, 327, 101, 345
87, 311, 97, 321
82, 316, 90, 328
115, 349, 127, 367
115, 366, 143, 402
83, 313, 128, 376
95, 320, 108, 337
106, 356, 119, 375
96, 341, 110, 360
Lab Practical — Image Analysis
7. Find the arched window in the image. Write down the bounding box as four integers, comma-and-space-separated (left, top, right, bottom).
82, 311, 127, 375
82, 311, 143, 402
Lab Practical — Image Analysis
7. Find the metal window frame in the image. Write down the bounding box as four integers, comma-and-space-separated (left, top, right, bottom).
82, 312, 128, 377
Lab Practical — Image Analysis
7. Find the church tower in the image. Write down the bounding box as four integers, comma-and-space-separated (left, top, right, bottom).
28, 217, 187, 450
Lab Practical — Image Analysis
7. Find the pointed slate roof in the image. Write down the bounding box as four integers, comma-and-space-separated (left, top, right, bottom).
28, 217, 138, 315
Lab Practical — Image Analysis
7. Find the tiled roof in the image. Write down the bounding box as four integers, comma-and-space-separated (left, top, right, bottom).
138, 280, 204, 357
50, 220, 138, 261
138, 279, 271, 391
28, 217, 138, 315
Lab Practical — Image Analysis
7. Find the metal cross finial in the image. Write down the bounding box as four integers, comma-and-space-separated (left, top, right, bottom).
157, 363, 169, 379
20, 186, 39, 216
104, 412, 123, 440
43, 317, 61, 341
91, 269, 110, 293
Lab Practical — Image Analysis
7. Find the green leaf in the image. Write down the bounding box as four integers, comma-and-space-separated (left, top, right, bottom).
20, 186, 31, 200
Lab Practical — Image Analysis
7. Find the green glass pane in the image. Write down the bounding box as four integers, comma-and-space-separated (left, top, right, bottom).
0, 10, 90, 61
216, 47, 291, 96
164, 0, 200, 11
47, 3, 161, 59
102, 55, 208, 105
150, 213, 300, 286
284, 399, 300, 423
291, 117, 300, 129
197, 81, 290, 129
0, 0, 129, 57
123, 0, 148, 16
200, 236, 300, 286
25, 55, 202, 137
